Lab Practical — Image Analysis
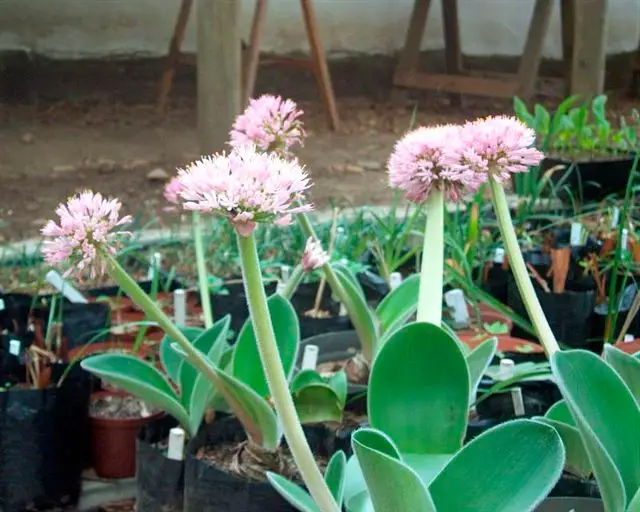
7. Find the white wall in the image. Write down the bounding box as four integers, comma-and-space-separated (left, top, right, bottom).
0, 0, 638, 59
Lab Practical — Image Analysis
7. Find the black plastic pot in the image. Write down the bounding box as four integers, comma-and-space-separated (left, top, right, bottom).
542, 154, 637, 203
184, 417, 334, 512
535, 497, 604, 512
357, 270, 389, 305
548, 474, 600, 499
481, 265, 509, 305
84, 277, 185, 298
299, 330, 366, 395
476, 379, 561, 421
291, 282, 351, 339
507, 274, 596, 350
137, 415, 185, 512
0, 292, 34, 336
0, 365, 91, 511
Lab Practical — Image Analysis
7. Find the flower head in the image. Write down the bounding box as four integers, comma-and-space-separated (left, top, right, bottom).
164, 176, 184, 204
388, 125, 483, 202
446, 116, 544, 184
173, 145, 312, 236
41, 191, 132, 278
229, 94, 305, 156
302, 237, 329, 272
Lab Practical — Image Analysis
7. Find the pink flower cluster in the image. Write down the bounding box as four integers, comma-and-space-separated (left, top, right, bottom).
388, 116, 544, 202
172, 145, 312, 236
229, 94, 305, 156
41, 191, 132, 278
302, 237, 329, 272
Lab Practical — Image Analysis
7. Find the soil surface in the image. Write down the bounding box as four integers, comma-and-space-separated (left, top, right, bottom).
0, 56, 582, 244
89, 394, 159, 420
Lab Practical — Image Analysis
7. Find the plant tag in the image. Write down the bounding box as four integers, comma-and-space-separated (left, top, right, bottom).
389, 272, 403, 290
570, 223, 582, 246
45, 270, 88, 304
510, 387, 525, 417
493, 247, 505, 264
301, 344, 319, 370
280, 265, 291, 282
339, 302, 347, 316
499, 358, 515, 380
173, 289, 186, 327
9, 339, 21, 356
621, 229, 629, 253
444, 289, 469, 328
167, 427, 185, 461
276, 281, 286, 296
147, 252, 162, 281
624, 334, 635, 343
0, 298, 4, 311
611, 207, 620, 228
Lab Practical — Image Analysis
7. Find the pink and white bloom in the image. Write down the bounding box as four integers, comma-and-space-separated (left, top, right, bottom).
173, 144, 312, 236
446, 116, 544, 184
41, 191, 132, 278
388, 125, 483, 202
229, 94, 305, 155
302, 237, 329, 272
164, 176, 184, 204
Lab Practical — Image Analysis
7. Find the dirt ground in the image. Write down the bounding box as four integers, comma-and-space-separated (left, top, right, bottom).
0, 56, 637, 243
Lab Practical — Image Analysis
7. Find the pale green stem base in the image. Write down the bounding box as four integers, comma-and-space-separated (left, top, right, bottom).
489, 177, 560, 357
237, 233, 339, 512
281, 264, 305, 300
417, 189, 444, 325
193, 212, 214, 329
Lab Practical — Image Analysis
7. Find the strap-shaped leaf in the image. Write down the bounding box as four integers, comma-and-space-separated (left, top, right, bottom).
552, 349, 640, 512
232, 294, 299, 398
375, 273, 419, 335
369, 322, 469, 455
81, 353, 191, 434
333, 265, 378, 362
429, 419, 565, 512
535, 417, 592, 479
465, 337, 497, 405
604, 345, 640, 405
351, 428, 436, 512
325, 451, 347, 508
292, 369, 347, 424
545, 400, 575, 426
266, 473, 319, 512
332, 261, 366, 299
160, 326, 203, 382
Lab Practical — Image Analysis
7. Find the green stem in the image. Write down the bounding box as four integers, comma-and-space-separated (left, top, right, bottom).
489, 177, 560, 357
417, 189, 444, 325
237, 233, 339, 512
193, 212, 214, 329
280, 264, 305, 300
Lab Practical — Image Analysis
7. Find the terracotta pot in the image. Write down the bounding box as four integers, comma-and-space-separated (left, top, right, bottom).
457, 333, 544, 355
89, 391, 164, 479
612, 339, 640, 356
67, 340, 154, 362
463, 303, 514, 335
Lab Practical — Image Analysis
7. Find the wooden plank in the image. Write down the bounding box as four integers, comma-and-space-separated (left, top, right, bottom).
441, 0, 463, 106
393, 0, 432, 83
395, 71, 519, 97
560, 0, 576, 96
570, 0, 608, 97
516, 0, 554, 99
243, 0, 268, 105
197, 0, 241, 154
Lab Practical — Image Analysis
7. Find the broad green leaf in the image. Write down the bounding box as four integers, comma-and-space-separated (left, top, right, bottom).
351, 429, 436, 512
545, 400, 575, 427
375, 273, 419, 335
465, 337, 497, 405
513, 96, 535, 128
290, 369, 326, 393
333, 266, 378, 361
628, 488, 640, 512
332, 261, 366, 299
535, 417, 592, 479
369, 322, 469, 454
232, 294, 299, 398
160, 326, 203, 382
552, 350, 640, 512
266, 473, 319, 512
325, 451, 347, 508
429, 420, 565, 512
81, 353, 192, 434
293, 384, 345, 424
604, 345, 640, 405
327, 371, 348, 407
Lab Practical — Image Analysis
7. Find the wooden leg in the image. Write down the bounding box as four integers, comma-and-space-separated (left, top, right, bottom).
300, 0, 340, 130
570, 0, 607, 98
441, 0, 462, 106
157, 0, 194, 113
394, 0, 432, 84
516, 0, 554, 99
243, 0, 268, 106
560, 0, 576, 96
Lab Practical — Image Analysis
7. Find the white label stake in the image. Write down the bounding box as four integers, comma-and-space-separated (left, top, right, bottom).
281, 265, 291, 282
621, 228, 629, 253
570, 223, 582, 247
444, 289, 470, 328
499, 359, 516, 380
173, 289, 186, 326
511, 387, 526, 417
147, 252, 162, 281
611, 207, 620, 228
301, 345, 319, 370
624, 334, 635, 343
45, 270, 88, 304
167, 427, 185, 461
9, 339, 21, 356
493, 247, 505, 264
389, 272, 403, 290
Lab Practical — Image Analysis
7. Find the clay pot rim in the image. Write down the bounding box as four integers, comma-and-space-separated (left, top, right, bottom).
89, 390, 165, 427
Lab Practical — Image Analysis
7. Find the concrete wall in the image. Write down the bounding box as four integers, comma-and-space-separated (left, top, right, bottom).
0, 0, 638, 59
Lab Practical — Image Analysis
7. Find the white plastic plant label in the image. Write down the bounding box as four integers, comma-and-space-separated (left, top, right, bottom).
499, 359, 515, 380
0, 298, 4, 311
9, 339, 21, 356
339, 302, 347, 316
147, 252, 162, 281
570, 223, 582, 246
611, 207, 620, 228
301, 344, 319, 370
624, 334, 635, 343
493, 247, 505, 264
45, 270, 88, 304
510, 387, 525, 417
444, 289, 469, 327
389, 272, 403, 290
621, 229, 629, 252
275, 281, 286, 296
167, 427, 186, 461
173, 289, 186, 326
280, 265, 291, 282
